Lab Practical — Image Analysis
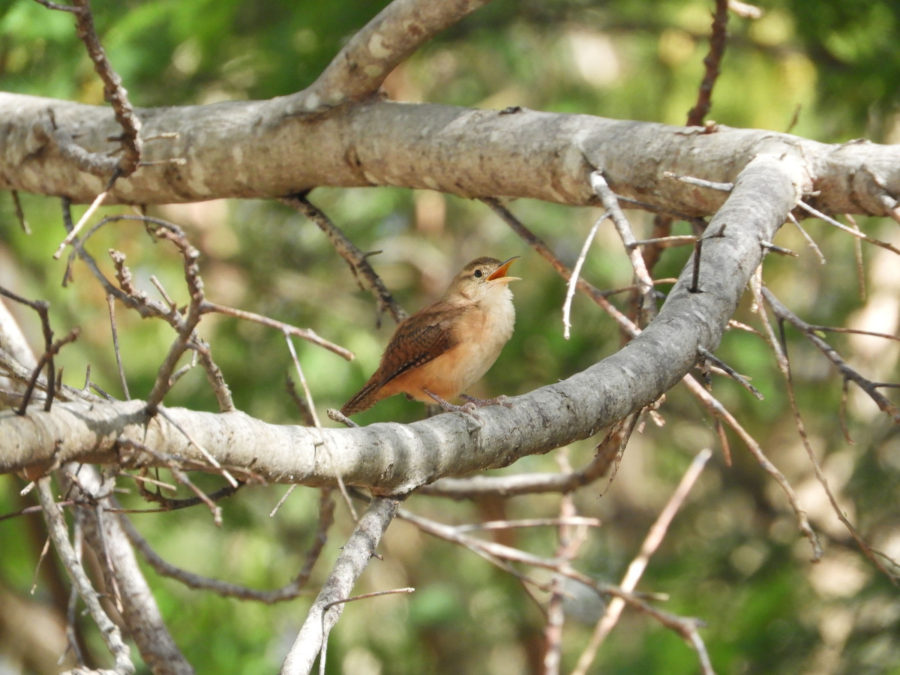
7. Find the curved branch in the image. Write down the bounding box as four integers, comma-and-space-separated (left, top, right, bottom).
2, 154, 808, 495
284, 0, 493, 113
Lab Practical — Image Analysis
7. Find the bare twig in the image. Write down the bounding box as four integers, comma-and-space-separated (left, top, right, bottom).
483, 197, 639, 337
754, 285, 898, 582
573, 449, 712, 674
664, 171, 734, 192
284, 332, 322, 428
762, 288, 899, 423
786, 212, 826, 264
633, 235, 697, 248
190, 339, 235, 412
797, 201, 900, 255
11, 190, 31, 234
697, 345, 763, 400
123, 488, 335, 602
682, 370, 821, 558
117, 436, 232, 525
75, 212, 353, 356
106, 294, 130, 400
589, 171, 657, 319
686, 0, 729, 126
0, 286, 71, 413
846, 213, 867, 301
563, 211, 607, 339
728, 0, 763, 19
53, 187, 111, 259
207, 301, 353, 360
281, 194, 407, 324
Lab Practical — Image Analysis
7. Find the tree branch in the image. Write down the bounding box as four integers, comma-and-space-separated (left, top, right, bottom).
284, 0, 493, 113
3, 155, 808, 498
2, 94, 896, 220
280, 496, 399, 674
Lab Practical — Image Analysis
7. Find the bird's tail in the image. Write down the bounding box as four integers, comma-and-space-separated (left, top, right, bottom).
340, 380, 383, 416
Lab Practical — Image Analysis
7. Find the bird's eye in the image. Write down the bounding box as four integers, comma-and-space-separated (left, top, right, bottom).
474, 269, 483, 278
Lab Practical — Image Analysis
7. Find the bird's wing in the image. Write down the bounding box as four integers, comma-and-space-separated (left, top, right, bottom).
376, 303, 466, 382
340, 303, 466, 415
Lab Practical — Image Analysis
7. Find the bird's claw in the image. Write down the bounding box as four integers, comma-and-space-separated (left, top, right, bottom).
460, 393, 512, 408
424, 389, 484, 426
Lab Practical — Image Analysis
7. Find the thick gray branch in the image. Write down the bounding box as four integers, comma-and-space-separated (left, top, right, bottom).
1, 94, 894, 219
1, 154, 808, 492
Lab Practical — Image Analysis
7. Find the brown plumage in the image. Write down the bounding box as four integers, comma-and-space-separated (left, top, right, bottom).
341, 256, 519, 416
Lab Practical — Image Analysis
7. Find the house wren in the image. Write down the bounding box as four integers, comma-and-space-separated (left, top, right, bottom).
341, 256, 519, 416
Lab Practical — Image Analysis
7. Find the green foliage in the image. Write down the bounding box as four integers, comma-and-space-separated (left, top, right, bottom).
1, 1, 898, 673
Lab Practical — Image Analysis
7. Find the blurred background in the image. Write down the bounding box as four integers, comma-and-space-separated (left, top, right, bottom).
0, 0, 898, 672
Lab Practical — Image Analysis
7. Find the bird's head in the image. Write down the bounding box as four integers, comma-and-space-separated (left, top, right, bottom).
445, 256, 520, 301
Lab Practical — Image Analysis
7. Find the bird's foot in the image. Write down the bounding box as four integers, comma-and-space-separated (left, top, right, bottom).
460, 393, 513, 408
424, 389, 483, 425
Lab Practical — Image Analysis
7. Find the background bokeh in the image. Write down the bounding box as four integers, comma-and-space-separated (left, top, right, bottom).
1, 1, 898, 673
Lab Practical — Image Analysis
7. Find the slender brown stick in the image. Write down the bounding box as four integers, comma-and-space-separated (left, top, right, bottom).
686, 0, 730, 126
797, 201, 900, 255
281, 194, 407, 324
573, 449, 712, 674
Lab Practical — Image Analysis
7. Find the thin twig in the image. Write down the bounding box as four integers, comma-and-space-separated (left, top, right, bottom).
762, 288, 899, 422
106, 294, 130, 400
563, 211, 607, 339
664, 171, 734, 192
155, 408, 240, 488
589, 171, 657, 318
573, 449, 713, 674
53, 187, 110, 259
786, 212, 826, 264
284, 331, 321, 428
797, 201, 900, 255
686, 0, 729, 126
282, 194, 407, 323
754, 285, 899, 582
11, 190, 31, 234
845, 214, 867, 301
206, 301, 353, 360
697, 345, 763, 400
123, 488, 335, 602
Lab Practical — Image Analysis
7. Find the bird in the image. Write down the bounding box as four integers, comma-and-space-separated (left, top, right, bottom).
340, 256, 519, 416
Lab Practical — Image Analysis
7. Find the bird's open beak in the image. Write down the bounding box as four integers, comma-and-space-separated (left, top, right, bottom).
488, 256, 521, 282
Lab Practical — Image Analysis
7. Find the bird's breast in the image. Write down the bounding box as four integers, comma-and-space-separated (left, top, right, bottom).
450, 286, 515, 389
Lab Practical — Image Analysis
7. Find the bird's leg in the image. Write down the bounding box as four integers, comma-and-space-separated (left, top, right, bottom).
460, 393, 513, 408
423, 388, 482, 422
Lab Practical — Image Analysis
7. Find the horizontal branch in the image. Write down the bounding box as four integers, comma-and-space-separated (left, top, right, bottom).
1, 93, 894, 219
1, 154, 807, 492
